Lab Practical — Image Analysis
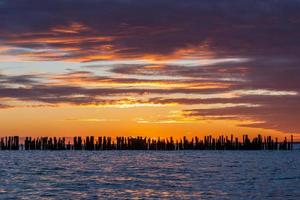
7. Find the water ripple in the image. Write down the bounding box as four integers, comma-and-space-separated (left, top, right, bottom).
0, 151, 299, 199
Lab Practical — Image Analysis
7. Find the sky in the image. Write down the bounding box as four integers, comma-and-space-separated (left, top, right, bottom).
0, 0, 299, 139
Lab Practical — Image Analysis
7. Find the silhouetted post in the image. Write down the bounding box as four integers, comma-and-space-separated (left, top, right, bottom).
67, 141, 71, 150
291, 135, 293, 151
235, 137, 238, 150
78, 137, 82, 150
283, 137, 287, 150
258, 135, 262, 150
73, 137, 77, 150
53, 137, 57, 150
103, 136, 106, 150
4, 137, 7, 150
0, 138, 3, 150
99, 137, 102, 150
107, 137, 111, 150
24, 137, 28, 150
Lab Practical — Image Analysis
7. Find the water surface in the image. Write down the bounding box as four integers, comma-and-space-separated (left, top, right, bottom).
0, 151, 299, 199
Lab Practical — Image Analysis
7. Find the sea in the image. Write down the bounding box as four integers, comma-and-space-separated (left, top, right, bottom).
0, 150, 299, 199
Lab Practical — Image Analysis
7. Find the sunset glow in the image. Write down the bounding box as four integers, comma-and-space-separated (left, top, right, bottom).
0, 0, 299, 140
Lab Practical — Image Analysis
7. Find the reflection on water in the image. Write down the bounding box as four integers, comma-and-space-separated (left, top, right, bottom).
0, 151, 299, 199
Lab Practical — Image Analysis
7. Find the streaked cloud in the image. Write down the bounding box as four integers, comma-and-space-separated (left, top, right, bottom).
0, 0, 299, 135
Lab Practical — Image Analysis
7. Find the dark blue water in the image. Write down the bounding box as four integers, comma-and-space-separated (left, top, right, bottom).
0, 151, 299, 199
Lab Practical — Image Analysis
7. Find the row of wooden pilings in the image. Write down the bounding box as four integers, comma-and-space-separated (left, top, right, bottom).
0, 134, 295, 151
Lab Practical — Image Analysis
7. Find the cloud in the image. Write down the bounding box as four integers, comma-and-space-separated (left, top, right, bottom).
1, 0, 300, 61
0, 73, 40, 85
0, 71, 231, 107
0, 70, 299, 134
184, 96, 300, 133
0, 84, 230, 101
51, 70, 232, 89
110, 57, 300, 92
0, 103, 12, 109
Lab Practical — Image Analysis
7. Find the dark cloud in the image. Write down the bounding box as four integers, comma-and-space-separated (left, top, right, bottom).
184, 96, 300, 133
0, 85, 228, 101
148, 96, 299, 105
0, 73, 40, 85
110, 58, 300, 92
1, 0, 300, 60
